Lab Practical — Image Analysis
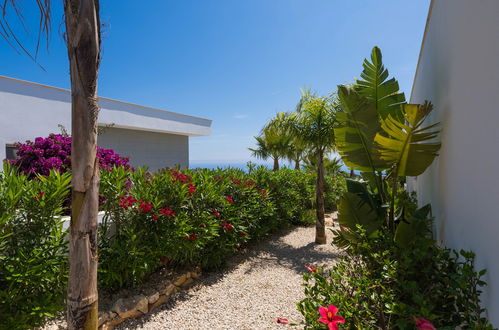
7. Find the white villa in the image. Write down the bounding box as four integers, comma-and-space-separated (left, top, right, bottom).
0, 75, 212, 171
409, 0, 499, 324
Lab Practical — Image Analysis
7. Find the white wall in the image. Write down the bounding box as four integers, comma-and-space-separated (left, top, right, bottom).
98, 127, 188, 171
0, 76, 211, 169
409, 0, 499, 324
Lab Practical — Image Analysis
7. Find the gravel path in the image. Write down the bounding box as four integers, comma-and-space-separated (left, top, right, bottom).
118, 220, 341, 330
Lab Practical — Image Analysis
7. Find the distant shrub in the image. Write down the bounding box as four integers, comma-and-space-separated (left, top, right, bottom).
0, 163, 71, 329
9, 133, 131, 177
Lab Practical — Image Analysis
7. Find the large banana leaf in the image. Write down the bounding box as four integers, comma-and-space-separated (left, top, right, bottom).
356, 46, 406, 120
338, 192, 382, 235
394, 204, 432, 248
336, 86, 389, 172
374, 102, 441, 177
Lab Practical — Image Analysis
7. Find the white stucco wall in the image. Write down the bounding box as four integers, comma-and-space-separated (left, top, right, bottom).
0, 76, 211, 169
409, 0, 499, 324
98, 127, 188, 171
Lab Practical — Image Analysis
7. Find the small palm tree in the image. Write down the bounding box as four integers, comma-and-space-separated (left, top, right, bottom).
249, 128, 290, 170
291, 90, 338, 244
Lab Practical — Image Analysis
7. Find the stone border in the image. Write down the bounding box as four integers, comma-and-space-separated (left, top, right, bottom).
99, 267, 201, 329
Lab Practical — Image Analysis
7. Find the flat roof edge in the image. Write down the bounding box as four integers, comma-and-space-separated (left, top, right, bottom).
0, 75, 212, 123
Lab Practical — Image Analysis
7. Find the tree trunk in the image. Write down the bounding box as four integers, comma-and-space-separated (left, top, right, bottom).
315, 150, 326, 244
273, 157, 279, 171
294, 159, 300, 170
64, 1, 101, 329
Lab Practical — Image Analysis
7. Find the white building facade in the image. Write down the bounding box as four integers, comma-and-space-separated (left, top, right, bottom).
0, 76, 211, 171
408, 0, 499, 324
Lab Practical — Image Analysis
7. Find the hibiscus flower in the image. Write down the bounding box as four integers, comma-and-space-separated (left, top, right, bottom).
318, 305, 345, 330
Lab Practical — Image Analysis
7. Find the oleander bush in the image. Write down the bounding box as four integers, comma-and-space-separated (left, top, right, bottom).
98, 165, 332, 290
0, 160, 345, 325
0, 163, 70, 329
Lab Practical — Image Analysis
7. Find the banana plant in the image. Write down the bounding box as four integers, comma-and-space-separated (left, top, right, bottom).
334, 47, 441, 247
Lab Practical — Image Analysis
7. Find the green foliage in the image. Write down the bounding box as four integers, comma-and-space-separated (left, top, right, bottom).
335, 46, 441, 241
298, 226, 493, 329
355, 46, 406, 120
374, 102, 441, 177
98, 165, 330, 290
0, 163, 70, 329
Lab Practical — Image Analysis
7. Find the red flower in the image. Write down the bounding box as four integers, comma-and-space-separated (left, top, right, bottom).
184, 233, 197, 241
159, 257, 169, 264
187, 183, 196, 196
34, 191, 45, 200
170, 169, 192, 184
414, 317, 436, 330
245, 180, 255, 187
119, 196, 137, 209
318, 305, 345, 330
261, 189, 269, 198
226, 196, 234, 204
159, 207, 176, 217
220, 221, 233, 232
232, 180, 242, 185
139, 201, 153, 213
305, 265, 318, 273
211, 208, 220, 218
276, 318, 289, 325
152, 214, 159, 221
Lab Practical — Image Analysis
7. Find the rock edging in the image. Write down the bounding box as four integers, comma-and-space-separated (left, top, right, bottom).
99, 267, 201, 329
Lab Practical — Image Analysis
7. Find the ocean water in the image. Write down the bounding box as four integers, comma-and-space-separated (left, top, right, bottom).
189, 162, 271, 171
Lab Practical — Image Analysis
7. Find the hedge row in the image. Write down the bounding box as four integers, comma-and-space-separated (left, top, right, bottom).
0, 163, 345, 328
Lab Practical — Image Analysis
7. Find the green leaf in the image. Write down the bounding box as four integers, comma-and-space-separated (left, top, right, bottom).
356, 46, 406, 120
336, 86, 389, 172
394, 204, 432, 248
338, 192, 382, 235
375, 102, 441, 177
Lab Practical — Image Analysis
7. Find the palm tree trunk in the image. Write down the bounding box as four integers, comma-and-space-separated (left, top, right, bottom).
294, 159, 300, 170
315, 150, 326, 244
64, 1, 101, 329
273, 157, 279, 171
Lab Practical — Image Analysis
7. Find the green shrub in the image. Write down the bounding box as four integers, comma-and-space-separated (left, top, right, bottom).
98, 166, 325, 290
298, 226, 493, 329
0, 164, 70, 329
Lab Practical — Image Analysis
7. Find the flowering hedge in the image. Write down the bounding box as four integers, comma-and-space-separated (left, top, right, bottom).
0, 161, 345, 326
98, 166, 325, 289
9, 134, 131, 176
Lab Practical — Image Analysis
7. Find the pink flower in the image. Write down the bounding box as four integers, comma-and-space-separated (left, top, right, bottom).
318, 305, 345, 330
414, 317, 436, 330
152, 214, 159, 221
305, 265, 318, 273
226, 196, 234, 204
276, 317, 289, 325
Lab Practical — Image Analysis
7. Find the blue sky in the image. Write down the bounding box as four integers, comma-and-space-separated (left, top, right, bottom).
0, 1, 430, 165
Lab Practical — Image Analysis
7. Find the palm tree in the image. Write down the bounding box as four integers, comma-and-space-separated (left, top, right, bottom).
249, 130, 290, 170
1, 1, 102, 328
291, 90, 337, 244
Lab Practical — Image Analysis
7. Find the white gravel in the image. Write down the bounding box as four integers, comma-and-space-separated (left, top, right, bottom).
117, 221, 341, 330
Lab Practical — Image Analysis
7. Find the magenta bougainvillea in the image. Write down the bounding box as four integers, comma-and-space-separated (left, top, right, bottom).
9, 134, 131, 176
